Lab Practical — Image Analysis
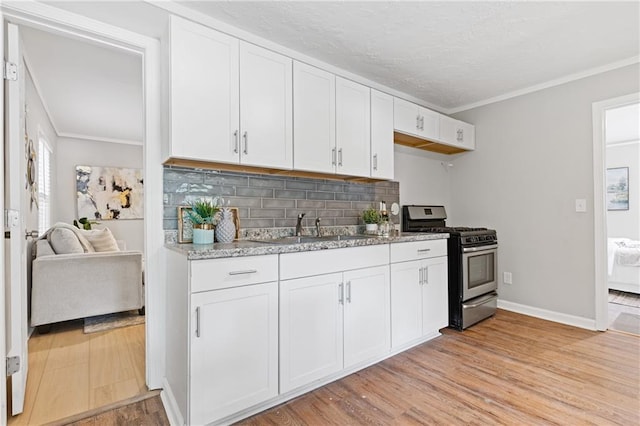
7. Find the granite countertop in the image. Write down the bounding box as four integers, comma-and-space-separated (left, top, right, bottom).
165, 232, 449, 260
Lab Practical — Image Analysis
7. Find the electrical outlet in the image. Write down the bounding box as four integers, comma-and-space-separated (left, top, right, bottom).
503, 272, 513, 285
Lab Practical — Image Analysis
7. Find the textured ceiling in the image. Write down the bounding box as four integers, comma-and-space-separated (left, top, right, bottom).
177, 1, 640, 111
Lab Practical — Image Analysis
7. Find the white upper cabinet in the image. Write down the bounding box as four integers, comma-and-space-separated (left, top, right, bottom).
168, 15, 239, 163
336, 77, 371, 177
167, 17, 293, 167
393, 97, 439, 141
239, 42, 293, 169
439, 115, 476, 151
370, 90, 394, 180
293, 61, 336, 174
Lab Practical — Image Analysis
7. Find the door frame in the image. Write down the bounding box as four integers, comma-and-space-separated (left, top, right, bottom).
1, 0, 165, 397
592, 92, 640, 331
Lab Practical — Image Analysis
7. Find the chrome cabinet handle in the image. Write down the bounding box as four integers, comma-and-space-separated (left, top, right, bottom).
338, 283, 344, 305
332, 148, 337, 166
338, 148, 343, 167
233, 130, 239, 153
416, 114, 421, 130
195, 307, 201, 338
373, 154, 378, 171
243, 131, 248, 154
420, 116, 425, 130
228, 269, 258, 276
457, 129, 463, 142
346, 281, 351, 303
419, 267, 424, 285
417, 248, 431, 253
424, 266, 429, 285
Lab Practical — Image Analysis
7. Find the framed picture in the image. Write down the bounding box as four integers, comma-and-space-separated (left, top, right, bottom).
606, 167, 629, 211
177, 206, 241, 243
76, 165, 144, 220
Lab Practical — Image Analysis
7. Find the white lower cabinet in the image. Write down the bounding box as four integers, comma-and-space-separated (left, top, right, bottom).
190, 282, 278, 425
280, 262, 390, 393
390, 241, 448, 350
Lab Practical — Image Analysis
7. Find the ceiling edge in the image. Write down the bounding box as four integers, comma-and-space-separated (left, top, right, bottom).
57, 132, 143, 146
448, 55, 640, 115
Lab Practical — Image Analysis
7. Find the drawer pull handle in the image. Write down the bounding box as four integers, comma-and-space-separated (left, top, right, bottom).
228, 269, 258, 276
417, 248, 431, 253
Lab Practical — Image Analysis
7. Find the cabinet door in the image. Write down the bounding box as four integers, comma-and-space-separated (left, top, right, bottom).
370, 90, 394, 180
418, 107, 440, 141
336, 77, 370, 177
438, 115, 458, 146
169, 16, 239, 163
343, 265, 390, 368
240, 42, 293, 169
393, 97, 420, 137
190, 281, 278, 425
457, 120, 475, 150
421, 256, 449, 334
390, 260, 423, 349
293, 61, 336, 174
280, 273, 344, 393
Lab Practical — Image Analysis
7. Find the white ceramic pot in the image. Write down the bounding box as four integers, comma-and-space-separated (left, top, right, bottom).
365, 223, 378, 233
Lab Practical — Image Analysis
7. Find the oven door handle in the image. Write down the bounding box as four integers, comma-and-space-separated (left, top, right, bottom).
462, 244, 498, 253
462, 292, 498, 309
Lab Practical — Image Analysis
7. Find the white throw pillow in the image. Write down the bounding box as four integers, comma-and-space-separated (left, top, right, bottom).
82, 228, 120, 252
49, 227, 84, 254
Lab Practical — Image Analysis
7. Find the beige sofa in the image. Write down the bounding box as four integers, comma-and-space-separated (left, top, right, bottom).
30, 225, 143, 328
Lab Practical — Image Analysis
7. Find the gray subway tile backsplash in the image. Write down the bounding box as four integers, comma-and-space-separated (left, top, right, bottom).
163, 166, 399, 231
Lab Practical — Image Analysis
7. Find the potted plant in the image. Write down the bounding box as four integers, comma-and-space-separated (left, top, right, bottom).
186, 198, 220, 244
362, 207, 381, 233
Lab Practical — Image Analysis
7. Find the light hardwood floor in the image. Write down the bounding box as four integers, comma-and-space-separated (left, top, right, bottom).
7, 321, 146, 425
239, 309, 640, 425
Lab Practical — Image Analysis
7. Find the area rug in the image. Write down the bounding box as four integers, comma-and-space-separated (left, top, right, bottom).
84, 310, 145, 334
610, 312, 640, 335
608, 290, 640, 308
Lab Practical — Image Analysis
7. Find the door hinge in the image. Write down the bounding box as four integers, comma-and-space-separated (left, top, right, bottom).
6, 356, 20, 376
3, 61, 17, 81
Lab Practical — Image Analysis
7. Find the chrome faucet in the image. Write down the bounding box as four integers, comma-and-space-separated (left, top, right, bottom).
296, 213, 306, 236
315, 217, 322, 237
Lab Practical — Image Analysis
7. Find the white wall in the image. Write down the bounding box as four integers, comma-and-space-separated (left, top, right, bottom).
54, 137, 144, 252
393, 144, 452, 214
451, 63, 640, 320
606, 142, 640, 240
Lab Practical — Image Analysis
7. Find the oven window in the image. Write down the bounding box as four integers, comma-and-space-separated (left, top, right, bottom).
468, 252, 495, 289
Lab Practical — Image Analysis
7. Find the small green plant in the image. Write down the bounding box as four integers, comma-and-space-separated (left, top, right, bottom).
362, 207, 381, 224
186, 198, 221, 225
73, 217, 98, 230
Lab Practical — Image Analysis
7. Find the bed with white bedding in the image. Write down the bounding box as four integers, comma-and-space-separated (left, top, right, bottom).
608, 238, 640, 294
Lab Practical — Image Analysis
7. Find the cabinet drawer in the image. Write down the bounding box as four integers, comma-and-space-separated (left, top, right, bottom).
280, 245, 389, 280
190, 255, 278, 292
390, 239, 447, 263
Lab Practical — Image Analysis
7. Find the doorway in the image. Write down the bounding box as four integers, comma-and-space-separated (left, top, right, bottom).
2, 3, 164, 424
592, 93, 640, 333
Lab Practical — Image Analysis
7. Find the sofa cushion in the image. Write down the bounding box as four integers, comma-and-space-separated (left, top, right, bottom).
49, 227, 84, 254
82, 228, 120, 252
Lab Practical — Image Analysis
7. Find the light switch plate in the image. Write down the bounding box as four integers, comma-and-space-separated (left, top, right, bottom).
575, 199, 587, 213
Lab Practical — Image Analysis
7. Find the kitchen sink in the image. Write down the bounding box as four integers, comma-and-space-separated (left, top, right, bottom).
250, 235, 373, 245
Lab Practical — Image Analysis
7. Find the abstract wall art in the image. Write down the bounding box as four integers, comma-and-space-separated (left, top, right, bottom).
76, 165, 144, 220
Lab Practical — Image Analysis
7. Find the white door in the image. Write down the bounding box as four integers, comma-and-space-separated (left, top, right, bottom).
390, 260, 423, 349
169, 16, 239, 163
370, 89, 394, 179
439, 115, 458, 146
418, 107, 440, 141
293, 61, 336, 174
393, 97, 420, 137
190, 282, 278, 425
280, 273, 343, 393
343, 265, 390, 368
457, 121, 476, 150
336, 77, 370, 177
4, 22, 29, 415
239, 42, 292, 169
421, 256, 449, 333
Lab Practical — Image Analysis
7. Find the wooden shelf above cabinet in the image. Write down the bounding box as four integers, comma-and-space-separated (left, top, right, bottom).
164, 158, 387, 183
394, 131, 466, 155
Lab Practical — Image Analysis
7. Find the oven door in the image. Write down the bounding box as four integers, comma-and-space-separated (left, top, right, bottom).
462, 244, 498, 301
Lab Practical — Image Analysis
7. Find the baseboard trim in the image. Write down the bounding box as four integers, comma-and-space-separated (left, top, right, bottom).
161, 378, 184, 426
498, 300, 597, 330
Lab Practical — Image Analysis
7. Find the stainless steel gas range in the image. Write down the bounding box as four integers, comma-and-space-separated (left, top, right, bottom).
402, 205, 498, 330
